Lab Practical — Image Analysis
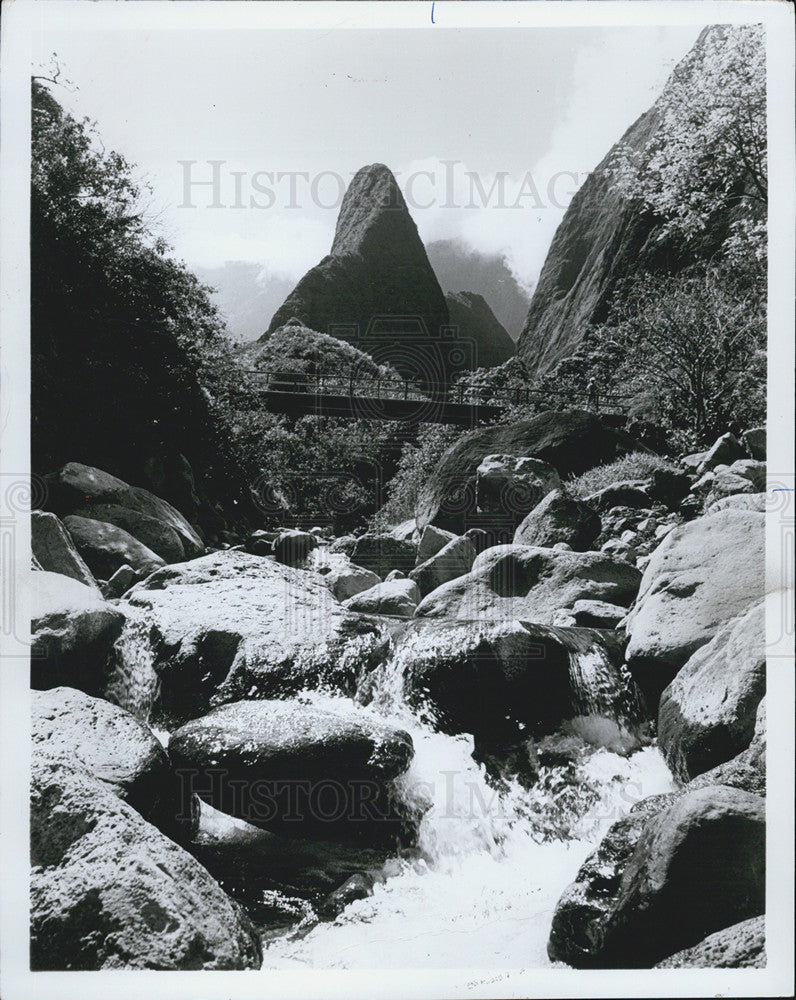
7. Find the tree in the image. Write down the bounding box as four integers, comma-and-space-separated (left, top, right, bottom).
613, 25, 766, 268
591, 265, 765, 444
31, 78, 250, 526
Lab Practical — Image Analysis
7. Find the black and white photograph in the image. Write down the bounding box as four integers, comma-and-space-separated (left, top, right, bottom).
0, 2, 793, 997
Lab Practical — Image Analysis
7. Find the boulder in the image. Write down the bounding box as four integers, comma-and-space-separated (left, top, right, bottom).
32, 687, 178, 832
659, 603, 765, 782
168, 700, 414, 845
655, 915, 765, 968
101, 563, 139, 599
43, 462, 204, 557
415, 411, 648, 532
475, 454, 561, 518
31, 511, 99, 592
72, 502, 186, 564
703, 460, 767, 507
696, 432, 746, 474
324, 562, 381, 602
569, 599, 627, 629
272, 529, 318, 567
343, 578, 420, 617
414, 545, 641, 624
244, 529, 279, 556
409, 535, 477, 597
548, 785, 765, 967
463, 527, 491, 554
370, 618, 643, 743
31, 758, 261, 970
707, 492, 767, 514
646, 467, 691, 510
349, 533, 417, 578
31, 572, 125, 694
513, 489, 600, 551
741, 427, 766, 461
63, 514, 165, 580
384, 569, 406, 581
624, 508, 764, 706
687, 697, 766, 795
415, 524, 457, 566
124, 550, 400, 721
600, 538, 636, 564
583, 482, 651, 512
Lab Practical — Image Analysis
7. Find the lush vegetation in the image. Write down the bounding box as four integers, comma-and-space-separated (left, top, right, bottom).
31, 78, 250, 528
566, 452, 680, 499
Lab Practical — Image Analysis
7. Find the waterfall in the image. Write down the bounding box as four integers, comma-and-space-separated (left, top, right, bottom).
102, 605, 160, 723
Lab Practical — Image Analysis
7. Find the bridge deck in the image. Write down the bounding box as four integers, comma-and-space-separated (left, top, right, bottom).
259, 389, 505, 426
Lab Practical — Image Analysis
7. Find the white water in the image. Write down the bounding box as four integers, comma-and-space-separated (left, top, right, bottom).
262, 689, 675, 970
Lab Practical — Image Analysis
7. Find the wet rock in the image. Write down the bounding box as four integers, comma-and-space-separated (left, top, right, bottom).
31, 511, 99, 592
659, 603, 765, 782
655, 915, 765, 968
64, 515, 165, 580
32, 687, 179, 834
169, 699, 414, 846
31, 758, 261, 970
343, 578, 420, 617
373, 618, 643, 742
349, 533, 417, 578
272, 529, 318, 567
548, 786, 765, 967
410, 535, 477, 597
316, 873, 375, 921
514, 490, 600, 551
124, 550, 400, 721
31, 572, 125, 694
43, 462, 204, 558
475, 454, 561, 518
414, 544, 640, 624
324, 562, 381, 602
624, 508, 764, 707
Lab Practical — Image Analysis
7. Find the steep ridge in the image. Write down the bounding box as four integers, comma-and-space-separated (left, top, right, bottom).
265, 164, 452, 385
517, 27, 748, 376
444, 292, 515, 369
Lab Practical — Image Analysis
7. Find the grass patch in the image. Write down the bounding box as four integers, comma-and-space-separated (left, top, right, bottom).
567, 451, 678, 498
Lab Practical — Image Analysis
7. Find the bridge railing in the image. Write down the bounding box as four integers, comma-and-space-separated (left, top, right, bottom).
243, 367, 631, 416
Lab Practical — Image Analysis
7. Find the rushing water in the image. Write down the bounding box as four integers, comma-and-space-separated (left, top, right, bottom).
107, 602, 675, 970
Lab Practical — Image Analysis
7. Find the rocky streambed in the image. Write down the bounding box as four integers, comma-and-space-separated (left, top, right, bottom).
29, 431, 768, 971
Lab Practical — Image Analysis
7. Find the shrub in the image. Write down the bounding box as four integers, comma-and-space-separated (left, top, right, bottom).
567, 451, 679, 498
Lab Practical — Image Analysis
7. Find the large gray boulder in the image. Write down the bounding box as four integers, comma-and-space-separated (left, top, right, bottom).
63, 515, 165, 580
687, 697, 766, 796
548, 785, 766, 967
43, 462, 204, 557
31, 758, 261, 970
124, 550, 400, 722
32, 687, 178, 833
513, 489, 600, 551
741, 427, 766, 461
707, 492, 767, 515
696, 432, 746, 474
31, 572, 125, 694
368, 618, 643, 744
343, 578, 420, 617
31, 511, 99, 592
348, 533, 417, 578
414, 544, 641, 623
475, 454, 561, 518
655, 915, 765, 968
324, 562, 381, 602
169, 700, 414, 845
409, 535, 477, 597
624, 509, 764, 705
72, 502, 187, 563
415, 524, 457, 566
658, 603, 765, 782
272, 529, 318, 567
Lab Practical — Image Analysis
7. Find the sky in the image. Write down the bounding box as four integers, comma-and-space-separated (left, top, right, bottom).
34, 23, 703, 292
